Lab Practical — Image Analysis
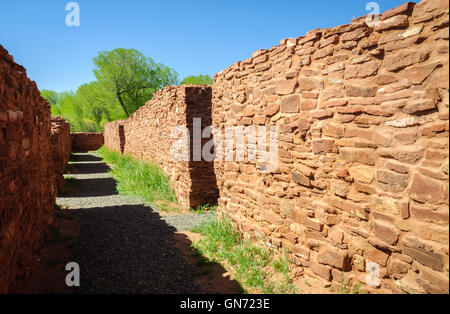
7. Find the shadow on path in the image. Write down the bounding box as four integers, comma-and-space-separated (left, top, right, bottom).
74, 204, 200, 293
58, 153, 242, 294
68, 162, 111, 175
59, 177, 118, 198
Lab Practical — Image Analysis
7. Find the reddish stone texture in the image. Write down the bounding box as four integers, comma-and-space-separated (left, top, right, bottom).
71, 132, 104, 152
0, 45, 56, 293
104, 85, 219, 209
212, 0, 449, 294
51, 117, 71, 189
1, 0, 448, 295
104, 120, 126, 153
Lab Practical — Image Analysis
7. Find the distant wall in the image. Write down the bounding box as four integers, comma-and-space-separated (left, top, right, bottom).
213, 0, 449, 293
71, 132, 104, 152
104, 85, 219, 208
104, 120, 126, 153
0, 45, 56, 293
51, 117, 71, 189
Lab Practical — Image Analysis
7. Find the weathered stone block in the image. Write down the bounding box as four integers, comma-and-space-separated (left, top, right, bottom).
280, 95, 300, 113
375, 15, 409, 32
340, 148, 376, 165
366, 248, 390, 267
373, 220, 400, 245
311, 261, 332, 280
317, 246, 350, 270
276, 79, 297, 95
403, 246, 443, 271
312, 139, 334, 154
349, 165, 375, 184
410, 173, 447, 205
345, 83, 378, 97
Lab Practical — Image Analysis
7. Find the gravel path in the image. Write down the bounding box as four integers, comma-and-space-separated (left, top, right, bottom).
56, 153, 214, 294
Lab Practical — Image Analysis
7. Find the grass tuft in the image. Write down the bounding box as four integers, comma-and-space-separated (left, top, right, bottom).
96, 146, 177, 204
192, 203, 217, 214
329, 275, 365, 294
191, 215, 296, 294
64, 176, 77, 186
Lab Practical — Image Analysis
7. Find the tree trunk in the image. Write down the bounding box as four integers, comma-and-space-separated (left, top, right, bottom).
117, 92, 129, 117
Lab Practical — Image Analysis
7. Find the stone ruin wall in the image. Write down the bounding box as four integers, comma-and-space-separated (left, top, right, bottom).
104, 85, 219, 209
71, 132, 104, 152
104, 120, 126, 153
212, 0, 449, 293
0, 0, 446, 295
0, 45, 57, 293
51, 117, 71, 190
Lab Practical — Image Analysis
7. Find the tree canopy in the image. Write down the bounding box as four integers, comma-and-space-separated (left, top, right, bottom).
181, 75, 213, 85
93, 48, 179, 116
41, 89, 59, 107
46, 84, 125, 132
42, 49, 219, 132
42, 48, 180, 131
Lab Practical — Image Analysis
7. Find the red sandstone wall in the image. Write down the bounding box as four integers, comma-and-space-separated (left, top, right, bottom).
71, 132, 104, 152
104, 85, 219, 209
104, 120, 126, 153
0, 45, 56, 293
212, 0, 449, 294
51, 117, 71, 189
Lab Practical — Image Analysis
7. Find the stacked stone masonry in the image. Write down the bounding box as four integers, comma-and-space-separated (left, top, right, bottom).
0, 45, 57, 293
104, 120, 126, 153
1, 0, 448, 295
71, 132, 104, 152
104, 85, 219, 209
212, 0, 449, 293
51, 117, 71, 190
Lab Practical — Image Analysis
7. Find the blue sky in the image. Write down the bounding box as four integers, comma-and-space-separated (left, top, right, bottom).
0, 0, 409, 93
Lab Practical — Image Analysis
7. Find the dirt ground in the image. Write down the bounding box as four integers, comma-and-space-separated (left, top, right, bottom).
14, 153, 336, 294
13, 210, 244, 294
172, 231, 244, 294
14, 209, 339, 294
12, 209, 80, 294
177, 231, 338, 295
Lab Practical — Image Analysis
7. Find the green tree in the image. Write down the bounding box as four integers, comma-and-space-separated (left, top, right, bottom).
181, 74, 213, 85
42, 85, 127, 132
41, 48, 178, 131
41, 89, 61, 115
54, 91, 86, 132
76, 82, 114, 131
93, 48, 179, 117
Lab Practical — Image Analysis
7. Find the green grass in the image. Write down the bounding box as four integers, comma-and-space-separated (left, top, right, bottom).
96, 146, 177, 204
191, 215, 296, 294
55, 203, 67, 211
273, 249, 290, 275
328, 275, 365, 294
64, 176, 77, 186
192, 204, 217, 214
